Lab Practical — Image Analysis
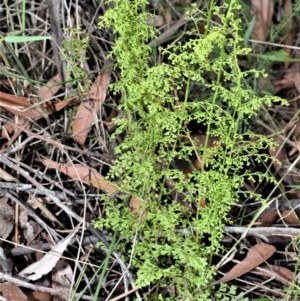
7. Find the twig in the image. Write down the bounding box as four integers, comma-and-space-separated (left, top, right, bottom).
46, 0, 63, 80
177, 226, 300, 237
164, 0, 181, 18
0, 272, 94, 300
6, 191, 59, 240
108, 288, 138, 301
10, 236, 100, 257
0, 155, 83, 223
249, 39, 300, 51
0, 182, 32, 191
224, 226, 300, 237
0, 272, 64, 294
149, 13, 188, 47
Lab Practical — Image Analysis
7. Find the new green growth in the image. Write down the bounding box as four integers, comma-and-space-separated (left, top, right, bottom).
94, 1, 285, 299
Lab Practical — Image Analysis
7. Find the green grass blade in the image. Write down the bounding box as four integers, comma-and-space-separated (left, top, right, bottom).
4, 35, 52, 43
93, 232, 118, 301
251, 50, 300, 62
244, 15, 256, 46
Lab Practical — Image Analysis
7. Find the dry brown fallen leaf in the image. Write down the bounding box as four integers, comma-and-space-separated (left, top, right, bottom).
252, 264, 294, 286
258, 210, 278, 226
0, 98, 75, 140
0, 91, 44, 118
30, 290, 52, 301
129, 196, 148, 218
263, 264, 294, 282
280, 209, 300, 225
0, 282, 30, 301
215, 242, 276, 284
147, 15, 165, 27
52, 260, 73, 301
40, 157, 147, 217
0, 75, 76, 141
38, 74, 61, 103
40, 157, 118, 193
72, 61, 112, 146
0, 74, 62, 118
37, 75, 76, 114
251, 0, 273, 42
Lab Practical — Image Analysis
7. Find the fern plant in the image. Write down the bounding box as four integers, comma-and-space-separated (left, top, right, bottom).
93, 0, 286, 299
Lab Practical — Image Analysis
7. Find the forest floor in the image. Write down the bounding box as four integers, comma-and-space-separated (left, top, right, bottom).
1, 0, 300, 300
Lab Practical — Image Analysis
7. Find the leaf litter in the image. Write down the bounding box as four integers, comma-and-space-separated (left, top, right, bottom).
0, 0, 300, 300
18, 226, 79, 281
